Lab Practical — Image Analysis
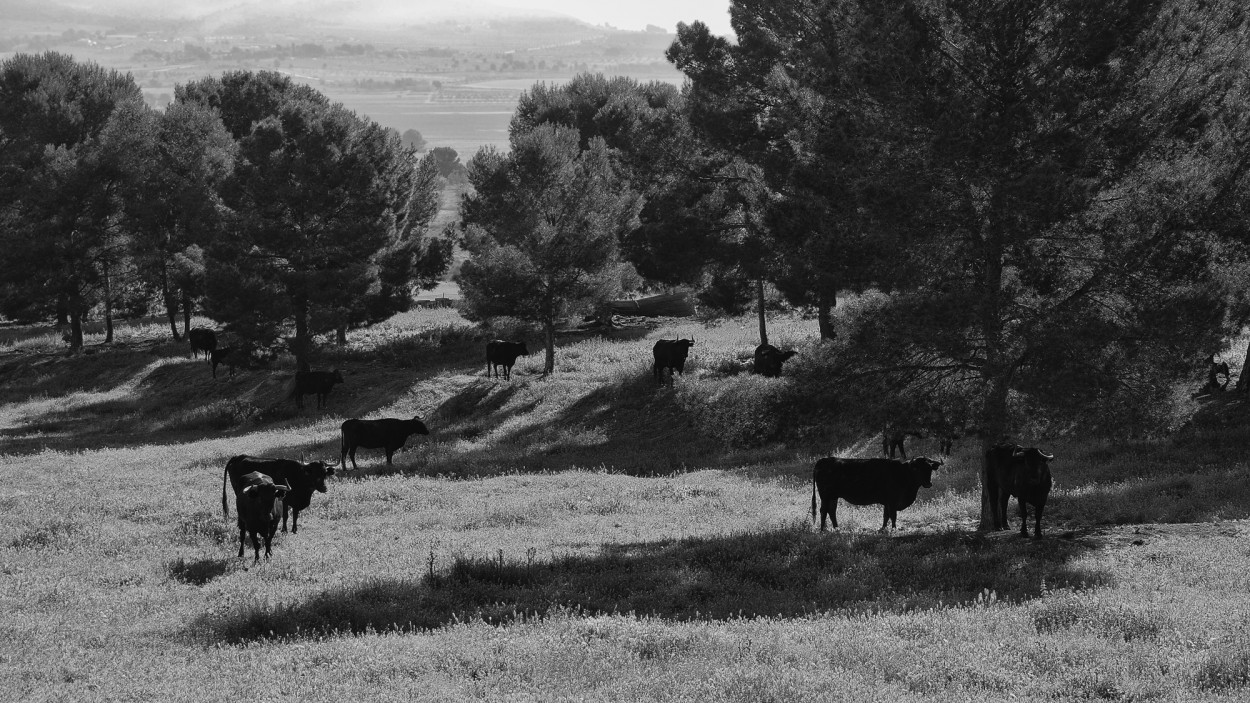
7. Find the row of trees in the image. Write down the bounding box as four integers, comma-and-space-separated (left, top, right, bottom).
0, 55, 451, 370
451, 0, 1250, 525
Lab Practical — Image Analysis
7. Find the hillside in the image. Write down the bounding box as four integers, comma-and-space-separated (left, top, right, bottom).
6, 310, 1250, 700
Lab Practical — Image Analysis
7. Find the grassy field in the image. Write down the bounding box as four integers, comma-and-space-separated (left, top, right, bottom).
4, 309, 1250, 701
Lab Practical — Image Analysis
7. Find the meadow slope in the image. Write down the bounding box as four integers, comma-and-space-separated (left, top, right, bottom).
4, 311, 1250, 701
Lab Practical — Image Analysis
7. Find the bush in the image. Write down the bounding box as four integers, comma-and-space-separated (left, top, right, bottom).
675, 375, 792, 448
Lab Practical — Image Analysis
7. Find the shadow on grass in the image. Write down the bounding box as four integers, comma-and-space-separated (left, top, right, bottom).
168, 557, 236, 586
189, 526, 1106, 644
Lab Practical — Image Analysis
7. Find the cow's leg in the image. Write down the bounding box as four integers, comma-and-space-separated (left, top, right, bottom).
1034, 502, 1044, 539
238, 525, 246, 557
385, 447, 394, 465
829, 501, 838, 529
263, 531, 273, 559
996, 490, 1010, 531
280, 503, 289, 533
349, 446, 359, 470
250, 531, 261, 563
1018, 499, 1030, 538
290, 509, 299, 535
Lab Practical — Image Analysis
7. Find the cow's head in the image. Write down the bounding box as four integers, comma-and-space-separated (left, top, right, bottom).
304, 460, 336, 489
906, 457, 943, 487
409, 417, 431, 435
1013, 447, 1053, 483
517, 341, 530, 356
242, 481, 290, 503
331, 369, 345, 384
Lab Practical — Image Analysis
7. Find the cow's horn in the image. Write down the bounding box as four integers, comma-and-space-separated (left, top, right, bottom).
1012, 448, 1025, 457
1039, 451, 1054, 460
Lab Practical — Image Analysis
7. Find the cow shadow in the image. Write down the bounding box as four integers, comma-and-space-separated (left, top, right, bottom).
189, 526, 1106, 644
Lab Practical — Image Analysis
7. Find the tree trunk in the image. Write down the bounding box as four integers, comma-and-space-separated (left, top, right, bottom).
1237, 344, 1250, 394
336, 323, 348, 346
182, 290, 191, 336
977, 216, 1008, 531
756, 278, 768, 347
162, 266, 180, 341
102, 264, 114, 344
56, 294, 69, 326
293, 293, 311, 373
543, 316, 556, 375
817, 291, 836, 341
67, 291, 85, 351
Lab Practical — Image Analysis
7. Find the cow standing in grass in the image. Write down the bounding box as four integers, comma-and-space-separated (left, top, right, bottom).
209, 347, 248, 378
486, 340, 529, 380
652, 338, 695, 386
340, 416, 430, 470
985, 444, 1053, 538
289, 369, 344, 410
188, 328, 216, 360
811, 456, 942, 531
234, 471, 290, 562
752, 344, 797, 377
223, 455, 336, 534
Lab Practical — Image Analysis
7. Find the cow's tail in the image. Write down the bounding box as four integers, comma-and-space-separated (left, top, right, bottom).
222, 462, 230, 520
811, 468, 818, 525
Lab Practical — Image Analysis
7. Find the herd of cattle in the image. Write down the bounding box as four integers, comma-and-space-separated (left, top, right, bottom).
195, 328, 1055, 563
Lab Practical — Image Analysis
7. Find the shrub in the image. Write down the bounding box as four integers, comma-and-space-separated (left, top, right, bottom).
675, 375, 791, 448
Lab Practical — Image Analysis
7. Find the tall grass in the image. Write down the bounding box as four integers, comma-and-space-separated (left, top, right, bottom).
5, 309, 1250, 701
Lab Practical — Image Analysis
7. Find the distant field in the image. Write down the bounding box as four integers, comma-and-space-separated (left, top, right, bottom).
314, 89, 516, 156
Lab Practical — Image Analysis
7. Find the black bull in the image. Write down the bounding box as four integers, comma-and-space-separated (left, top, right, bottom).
222, 455, 336, 534
985, 444, 1054, 538
652, 338, 694, 385
340, 416, 430, 469
811, 456, 942, 531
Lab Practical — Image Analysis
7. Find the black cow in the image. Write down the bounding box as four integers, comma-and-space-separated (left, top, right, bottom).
652, 338, 695, 386
811, 456, 943, 531
223, 455, 336, 534
290, 369, 344, 410
753, 344, 798, 377
486, 340, 530, 380
210, 347, 248, 378
883, 427, 925, 459
985, 444, 1053, 539
188, 327, 216, 360
234, 471, 290, 562
340, 416, 430, 470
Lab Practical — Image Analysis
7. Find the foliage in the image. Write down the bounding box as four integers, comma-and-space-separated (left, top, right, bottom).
0, 51, 145, 347
456, 123, 642, 373
179, 72, 447, 369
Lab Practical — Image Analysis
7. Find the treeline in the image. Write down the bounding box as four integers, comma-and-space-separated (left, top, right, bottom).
0, 56, 451, 372
448, 0, 1250, 473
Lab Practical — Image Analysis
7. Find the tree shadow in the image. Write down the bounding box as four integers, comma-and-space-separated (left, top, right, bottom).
188, 526, 1106, 644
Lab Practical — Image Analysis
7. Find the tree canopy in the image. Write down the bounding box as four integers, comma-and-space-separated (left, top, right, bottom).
457, 123, 641, 374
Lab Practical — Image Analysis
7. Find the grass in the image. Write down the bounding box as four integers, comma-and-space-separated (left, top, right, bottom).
4, 308, 1250, 700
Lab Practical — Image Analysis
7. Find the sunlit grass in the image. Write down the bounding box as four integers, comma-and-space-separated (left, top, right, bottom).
4, 308, 1250, 700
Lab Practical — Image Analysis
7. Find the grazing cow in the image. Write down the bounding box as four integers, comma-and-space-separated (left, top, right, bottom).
652, 338, 695, 386
209, 347, 248, 378
340, 416, 430, 470
811, 456, 943, 531
883, 427, 925, 459
289, 369, 344, 410
188, 327, 217, 360
234, 471, 290, 562
985, 444, 1054, 539
486, 340, 530, 380
223, 455, 336, 534
753, 344, 798, 377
